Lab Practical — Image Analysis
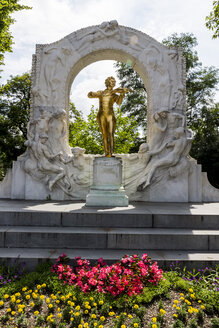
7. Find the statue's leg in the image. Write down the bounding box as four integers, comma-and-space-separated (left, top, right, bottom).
100, 116, 109, 156
108, 116, 115, 156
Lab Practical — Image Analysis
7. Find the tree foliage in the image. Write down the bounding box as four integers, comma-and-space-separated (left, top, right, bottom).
206, 0, 219, 39
0, 72, 30, 178
0, 0, 31, 71
114, 62, 147, 131
190, 104, 219, 188
69, 103, 139, 155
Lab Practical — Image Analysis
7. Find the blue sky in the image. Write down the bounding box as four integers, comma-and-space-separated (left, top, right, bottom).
2, 0, 218, 115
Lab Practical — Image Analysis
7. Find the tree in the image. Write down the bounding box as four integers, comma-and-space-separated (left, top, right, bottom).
189, 104, 219, 188
0, 72, 30, 179
206, 0, 219, 39
114, 62, 147, 131
0, 0, 31, 72
69, 103, 139, 155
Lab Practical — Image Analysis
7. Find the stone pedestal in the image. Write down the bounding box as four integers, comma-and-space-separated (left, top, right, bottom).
86, 157, 129, 207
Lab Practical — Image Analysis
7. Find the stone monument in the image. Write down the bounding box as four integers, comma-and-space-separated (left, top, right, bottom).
0, 20, 218, 203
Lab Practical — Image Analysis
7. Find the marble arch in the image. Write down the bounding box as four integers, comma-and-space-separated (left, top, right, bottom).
0, 21, 218, 202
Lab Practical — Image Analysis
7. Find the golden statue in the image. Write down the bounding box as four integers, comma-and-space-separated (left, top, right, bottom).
88, 76, 133, 157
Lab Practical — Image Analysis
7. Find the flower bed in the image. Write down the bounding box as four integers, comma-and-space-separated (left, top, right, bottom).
51, 253, 163, 296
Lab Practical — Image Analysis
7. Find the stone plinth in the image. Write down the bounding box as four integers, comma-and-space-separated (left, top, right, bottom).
86, 157, 129, 207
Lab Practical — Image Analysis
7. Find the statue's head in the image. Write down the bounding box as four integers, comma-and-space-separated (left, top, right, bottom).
139, 143, 149, 153
39, 133, 48, 143
105, 76, 116, 88
174, 127, 184, 138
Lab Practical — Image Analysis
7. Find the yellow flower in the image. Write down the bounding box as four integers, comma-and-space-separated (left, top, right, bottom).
198, 300, 202, 303
60, 296, 65, 301
18, 308, 23, 313
46, 298, 50, 304
189, 288, 194, 293
57, 313, 62, 318
134, 324, 139, 328
173, 304, 176, 308
180, 297, 184, 301
48, 303, 53, 308
15, 293, 21, 297
30, 302, 35, 307
193, 308, 199, 313
4, 294, 9, 299
16, 299, 21, 304
41, 283, 46, 288
188, 308, 193, 314
134, 304, 139, 309
180, 293, 184, 296
11, 311, 16, 315
176, 307, 180, 310
98, 326, 103, 328
7, 308, 12, 312
160, 309, 166, 315
37, 284, 41, 289
75, 312, 80, 316
32, 293, 38, 299
173, 300, 179, 304
84, 310, 88, 314
26, 295, 30, 300
121, 325, 126, 328
93, 302, 97, 307
90, 297, 94, 301
93, 323, 97, 327
11, 297, 16, 303
75, 305, 80, 311
100, 316, 105, 321
84, 323, 89, 328
201, 305, 205, 310
173, 314, 178, 318
56, 300, 60, 304
70, 317, 74, 321
22, 287, 27, 292
190, 294, 196, 299
152, 317, 157, 322
34, 311, 39, 316
0, 301, 4, 306
128, 314, 132, 318
152, 325, 157, 328
99, 300, 104, 305
78, 325, 83, 328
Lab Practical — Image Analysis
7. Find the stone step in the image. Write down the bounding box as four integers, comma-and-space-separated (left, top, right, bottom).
1, 226, 218, 250
0, 211, 219, 229
0, 248, 218, 271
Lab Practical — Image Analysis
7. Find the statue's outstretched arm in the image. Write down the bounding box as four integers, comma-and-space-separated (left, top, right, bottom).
87, 91, 101, 98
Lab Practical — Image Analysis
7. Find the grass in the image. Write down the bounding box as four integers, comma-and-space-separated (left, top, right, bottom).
0, 260, 218, 328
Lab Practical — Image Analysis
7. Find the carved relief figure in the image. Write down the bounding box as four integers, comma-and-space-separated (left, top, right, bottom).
138, 127, 189, 189
88, 76, 133, 157
150, 110, 185, 148
121, 143, 151, 194
25, 134, 65, 191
